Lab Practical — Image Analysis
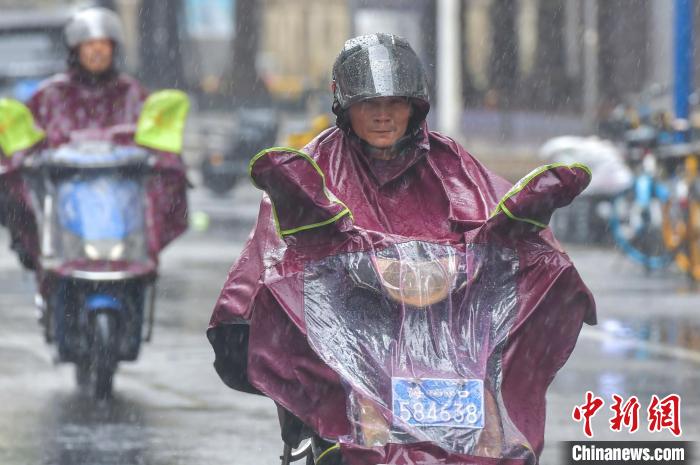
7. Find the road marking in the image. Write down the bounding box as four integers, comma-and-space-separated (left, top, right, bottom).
582, 326, 700, 364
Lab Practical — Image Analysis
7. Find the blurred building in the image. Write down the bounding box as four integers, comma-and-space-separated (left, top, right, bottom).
459, 0, 652, 112
250, 0, 681, 119
259, 0, 348, 99
5, 0, 700, 122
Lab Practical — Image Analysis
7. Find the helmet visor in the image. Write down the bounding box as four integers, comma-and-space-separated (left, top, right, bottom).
334, 43, 427, 109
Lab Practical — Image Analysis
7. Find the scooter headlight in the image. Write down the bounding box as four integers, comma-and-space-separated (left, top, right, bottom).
83, 241, 126, 260
373, 256, 457, 308
84, 242, 101, 260
109, 242, 125, 260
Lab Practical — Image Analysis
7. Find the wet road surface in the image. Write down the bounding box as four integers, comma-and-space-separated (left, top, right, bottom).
0, 183, 281, 465
1, 182, 699, 465
543, 245, 700, 463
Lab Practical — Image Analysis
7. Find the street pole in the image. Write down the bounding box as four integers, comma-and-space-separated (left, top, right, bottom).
437, 0, 461, 136
674, 0, 693, 126
583, 0, 599, 134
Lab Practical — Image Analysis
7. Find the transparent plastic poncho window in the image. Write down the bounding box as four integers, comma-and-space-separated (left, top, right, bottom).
303, 241, 533, 461
31, 170, 148, 264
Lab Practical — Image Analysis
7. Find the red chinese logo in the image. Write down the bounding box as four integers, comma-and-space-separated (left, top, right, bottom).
609, 394, 640, 433
648, 394, 682, 436
572, 391, 605, 438
573, 392, 682, 437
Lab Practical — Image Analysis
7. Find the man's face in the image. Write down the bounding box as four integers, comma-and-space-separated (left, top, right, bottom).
78, 38, 114, 74
348, 97, 412, 149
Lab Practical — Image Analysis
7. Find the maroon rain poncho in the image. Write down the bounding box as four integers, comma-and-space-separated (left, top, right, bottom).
208, 123, 596, 464
0, 70, 188, 264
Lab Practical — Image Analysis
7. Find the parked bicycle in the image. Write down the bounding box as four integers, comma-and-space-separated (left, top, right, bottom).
608, 122, 675, 271
659, 141, 700, 281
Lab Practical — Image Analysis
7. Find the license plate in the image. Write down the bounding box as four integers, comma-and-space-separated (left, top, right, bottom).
391, 377, 484, 429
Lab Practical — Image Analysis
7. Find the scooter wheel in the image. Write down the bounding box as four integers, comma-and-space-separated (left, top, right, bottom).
88, 312, 118, 399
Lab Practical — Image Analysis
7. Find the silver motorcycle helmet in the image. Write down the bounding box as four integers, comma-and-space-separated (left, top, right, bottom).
64, 7, 125, 49
331, 33, 430, 125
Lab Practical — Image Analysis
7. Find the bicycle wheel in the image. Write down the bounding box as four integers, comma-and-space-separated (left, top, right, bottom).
609, 186, 673, 270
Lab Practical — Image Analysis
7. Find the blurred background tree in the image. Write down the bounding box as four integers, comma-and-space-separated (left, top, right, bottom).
523, 0, 572, 111
138, 0, 185, 88
487, 0, 519, 110
219, 0, 269, 106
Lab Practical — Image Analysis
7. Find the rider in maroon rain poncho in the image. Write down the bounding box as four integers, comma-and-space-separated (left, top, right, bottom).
208, 33, 595, 465
0, 7, 188, 269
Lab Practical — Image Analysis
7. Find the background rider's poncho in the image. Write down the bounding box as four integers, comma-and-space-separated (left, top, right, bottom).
0, 70, 188, 263
208, 122, 596, 464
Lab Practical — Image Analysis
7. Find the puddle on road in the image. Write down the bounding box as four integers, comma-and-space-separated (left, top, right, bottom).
37, 393, 157, 465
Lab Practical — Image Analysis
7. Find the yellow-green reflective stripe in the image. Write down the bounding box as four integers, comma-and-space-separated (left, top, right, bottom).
316, 443, 340, 464
497, 162, 590, 210
280, 208, 351, 236
249, 146, 353, 236
490, 162, 591, 228
248, 146, 328, 186
498, 202, 548, 229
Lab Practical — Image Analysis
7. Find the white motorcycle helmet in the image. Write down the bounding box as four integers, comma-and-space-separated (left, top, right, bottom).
64, 6, 125, 49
